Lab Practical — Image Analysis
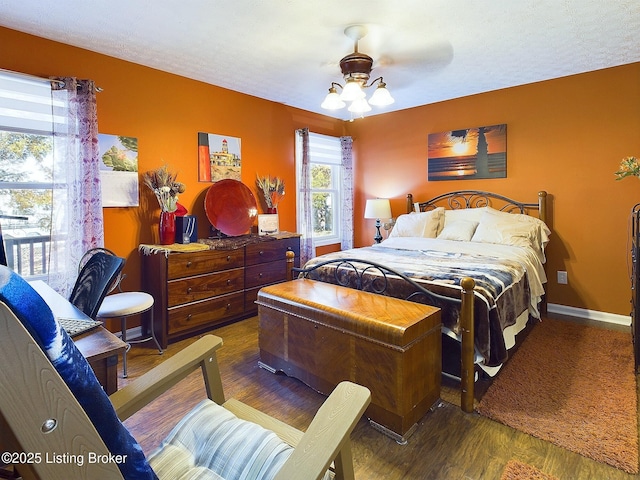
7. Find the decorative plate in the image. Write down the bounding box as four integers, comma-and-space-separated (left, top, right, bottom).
204, 179, 258, 236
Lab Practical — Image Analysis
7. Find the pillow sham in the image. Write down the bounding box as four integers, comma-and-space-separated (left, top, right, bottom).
389, 207, 444, 238
437, 220, 479, 241
442, 207, 488, 229
471, 207, 551, 261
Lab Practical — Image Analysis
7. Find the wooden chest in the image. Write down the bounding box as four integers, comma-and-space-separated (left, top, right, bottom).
256, 279, 442, 443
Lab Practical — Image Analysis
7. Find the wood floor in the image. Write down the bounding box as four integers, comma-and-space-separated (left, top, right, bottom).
119, 315, 639, 480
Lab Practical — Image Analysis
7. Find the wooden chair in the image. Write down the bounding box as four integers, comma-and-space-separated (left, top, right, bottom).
0, 270, 371, 480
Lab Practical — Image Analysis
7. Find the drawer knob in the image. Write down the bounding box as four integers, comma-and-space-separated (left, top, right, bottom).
187, 287, 192, 294
226, 279, 231, 285
186, 314, 192, 321
259, 250, 264, 256
226, 255, 231, 261
258, 273, 263, 278
186, 261, 192, 268
225, 303, 231, 310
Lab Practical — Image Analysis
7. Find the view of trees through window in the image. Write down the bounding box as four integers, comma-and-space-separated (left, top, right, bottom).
1, 132, 53, 224
310, 164, 333, 236
0, 131, 54, 276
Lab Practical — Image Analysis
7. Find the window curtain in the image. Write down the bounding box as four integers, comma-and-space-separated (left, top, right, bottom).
340, 136, 354, 250
296, 128, 314, 266
48, 78, 104, 297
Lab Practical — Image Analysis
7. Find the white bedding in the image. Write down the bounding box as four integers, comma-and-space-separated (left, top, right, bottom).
373, 236, 547, 376
374, 236, 547, 319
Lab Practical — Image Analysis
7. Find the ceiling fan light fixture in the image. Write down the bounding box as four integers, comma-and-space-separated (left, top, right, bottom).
320, 24, 393, 118
368, 79, 395, 106
321, 85, 346, 109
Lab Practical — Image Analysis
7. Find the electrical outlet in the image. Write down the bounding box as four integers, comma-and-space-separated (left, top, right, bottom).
557, 271, 568, 284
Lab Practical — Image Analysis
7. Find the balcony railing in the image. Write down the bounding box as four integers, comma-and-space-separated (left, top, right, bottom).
3, 234, 53, 279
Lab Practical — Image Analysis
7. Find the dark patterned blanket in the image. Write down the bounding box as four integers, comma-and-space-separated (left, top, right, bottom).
302, 243, 535, 367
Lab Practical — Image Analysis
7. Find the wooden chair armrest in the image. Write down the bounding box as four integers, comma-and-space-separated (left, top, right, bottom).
110, 335, 224, 421
275, 381, 371, 480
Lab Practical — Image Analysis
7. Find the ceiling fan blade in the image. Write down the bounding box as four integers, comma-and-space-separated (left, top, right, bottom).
375, 39, 454, 72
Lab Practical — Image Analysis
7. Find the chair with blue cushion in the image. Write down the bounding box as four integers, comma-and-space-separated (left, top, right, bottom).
0, 265, 371, 480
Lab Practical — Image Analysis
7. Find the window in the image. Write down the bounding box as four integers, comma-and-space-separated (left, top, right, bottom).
0, 71, 56, 278
296, 132, 343, 247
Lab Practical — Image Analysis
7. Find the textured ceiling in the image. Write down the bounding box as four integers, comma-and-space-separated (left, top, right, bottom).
1, 0, 639, 121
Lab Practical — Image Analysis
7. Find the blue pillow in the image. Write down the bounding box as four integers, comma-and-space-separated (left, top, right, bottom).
0, 266, 157, 480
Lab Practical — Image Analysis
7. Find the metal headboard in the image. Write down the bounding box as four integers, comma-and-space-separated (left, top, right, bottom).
406, 190, 548, 224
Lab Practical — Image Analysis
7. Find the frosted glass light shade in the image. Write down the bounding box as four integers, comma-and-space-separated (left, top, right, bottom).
348, 97, 372, 114
364, 198, 392, 219
340, 80, 365, 101
368, 83, 395, 106
321, 89, 346, 110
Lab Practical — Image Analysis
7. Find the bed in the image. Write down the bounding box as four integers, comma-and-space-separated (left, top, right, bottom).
295, 190, 550, 411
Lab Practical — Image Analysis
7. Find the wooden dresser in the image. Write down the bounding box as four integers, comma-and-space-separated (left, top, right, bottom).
141, 232, 300, 348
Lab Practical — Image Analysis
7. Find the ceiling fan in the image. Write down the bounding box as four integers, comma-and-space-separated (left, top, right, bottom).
321, 25, 394, 116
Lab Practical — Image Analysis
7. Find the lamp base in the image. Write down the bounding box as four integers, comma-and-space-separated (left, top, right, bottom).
374, 219, 383, 244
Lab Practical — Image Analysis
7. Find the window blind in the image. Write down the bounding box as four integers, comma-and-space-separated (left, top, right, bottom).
0, 70, 61, 134
308, 132, 341, 165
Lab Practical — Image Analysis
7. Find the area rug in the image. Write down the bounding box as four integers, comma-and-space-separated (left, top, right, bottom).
477, 318, 639, 474
500, 459, 558, 480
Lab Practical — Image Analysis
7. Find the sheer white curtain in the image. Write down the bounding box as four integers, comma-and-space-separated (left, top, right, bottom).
340, 136, 354, 251
48, 78, 104, 297
296, 128, 314, 266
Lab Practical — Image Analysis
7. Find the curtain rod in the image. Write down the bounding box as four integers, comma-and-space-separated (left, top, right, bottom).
0, 68, 103, 92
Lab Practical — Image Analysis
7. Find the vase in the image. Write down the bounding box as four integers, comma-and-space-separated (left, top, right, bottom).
159, 211, 176, 245
267, 207, 278, 214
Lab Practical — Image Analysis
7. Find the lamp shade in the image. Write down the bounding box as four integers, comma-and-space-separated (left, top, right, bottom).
348, 97, 372, 114
321, 87, 346, 110
364, 198, 392, 219
340, 80, 365, 101
368, 83, 394, 106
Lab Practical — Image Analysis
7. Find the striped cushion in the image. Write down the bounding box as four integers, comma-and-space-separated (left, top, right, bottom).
149, 399, 294, 480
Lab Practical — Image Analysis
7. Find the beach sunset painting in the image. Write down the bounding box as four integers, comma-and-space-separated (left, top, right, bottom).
428, 124, 507, 180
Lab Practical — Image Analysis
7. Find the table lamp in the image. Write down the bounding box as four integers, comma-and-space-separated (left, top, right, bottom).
364, 198, 392, 244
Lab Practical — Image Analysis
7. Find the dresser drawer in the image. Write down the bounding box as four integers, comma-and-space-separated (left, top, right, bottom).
168, 292, 245, 335
167, 268, 244, 307
245, 238, 300, 266
167, 249, 244, 279
245, 261, 287, 289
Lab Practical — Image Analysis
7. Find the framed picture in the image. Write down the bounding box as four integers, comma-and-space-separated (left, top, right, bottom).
198, 132, 242, 182
428, 124, 507, 180
258, 214, 279, 236
98, 133, 139, 207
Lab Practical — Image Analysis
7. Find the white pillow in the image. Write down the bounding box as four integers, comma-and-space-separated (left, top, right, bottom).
389, 207, 444, 238
437, 220, 479, 241
443, 207, 488, 229
471, 207, 551, 261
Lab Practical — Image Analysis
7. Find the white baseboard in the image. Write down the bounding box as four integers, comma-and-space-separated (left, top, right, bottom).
547, 303, 631, 327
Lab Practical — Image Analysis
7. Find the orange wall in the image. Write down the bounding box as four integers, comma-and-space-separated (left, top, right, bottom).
1, 26, 345, 288
3, 26, 639, 316
349, 63, 640, 315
